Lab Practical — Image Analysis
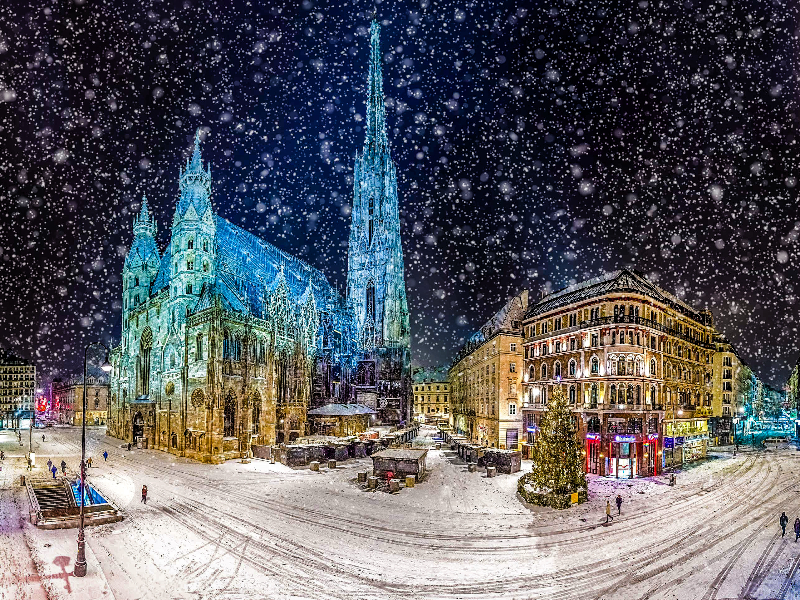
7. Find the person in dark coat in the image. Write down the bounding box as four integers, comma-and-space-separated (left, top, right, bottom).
615, 494, 623, 515
60, 460, 66, 475
51, 465, 57, 479
141, 485, 148, 504
103, 450, 108, 462
780, 512, 789, 536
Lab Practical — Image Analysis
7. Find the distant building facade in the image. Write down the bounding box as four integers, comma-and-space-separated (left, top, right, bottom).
412, 366, 450, 423
107, 21, 411, 463
449, 291, 528, 450
0, 349, 36, 429
521, 270, 714, 478
52, 368, 110, 426
709, 335, 750, 444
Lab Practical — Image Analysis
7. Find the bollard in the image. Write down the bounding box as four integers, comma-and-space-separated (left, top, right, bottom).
486, 466, 497, 478
405, 475, 415, 488
357, 471, 367, 483
367, 476, 378, 489
389, 478, 400, 493
327, 459, 337, 470
310, 461, 320, 472
468, 463, 477, 473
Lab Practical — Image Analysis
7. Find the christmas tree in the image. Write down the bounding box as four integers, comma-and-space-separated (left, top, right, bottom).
520, 385, 587, 507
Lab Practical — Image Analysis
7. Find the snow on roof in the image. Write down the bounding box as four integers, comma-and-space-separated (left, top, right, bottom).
527, 268, 705, 322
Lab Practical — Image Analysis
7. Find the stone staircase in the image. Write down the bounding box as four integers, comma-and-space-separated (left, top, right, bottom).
25, 476, 123, 529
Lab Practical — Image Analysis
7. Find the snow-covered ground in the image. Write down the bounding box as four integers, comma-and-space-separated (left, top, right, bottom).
2, 425, 800, 600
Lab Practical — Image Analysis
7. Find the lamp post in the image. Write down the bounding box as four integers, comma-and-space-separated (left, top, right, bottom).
74, 342, 112, 578
29, 385, 42, 469
669, 394, 683, 471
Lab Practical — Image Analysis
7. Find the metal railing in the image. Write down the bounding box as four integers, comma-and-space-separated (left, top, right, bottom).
528, 315, 714, 350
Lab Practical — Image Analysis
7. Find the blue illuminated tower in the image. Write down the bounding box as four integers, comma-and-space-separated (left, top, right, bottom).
346, 20, 411, 422
169, 131, 217, 320
122, 196, 160, 331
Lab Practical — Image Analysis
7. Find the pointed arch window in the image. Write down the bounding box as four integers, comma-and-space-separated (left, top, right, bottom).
188, 238, 194, 249
366, 282, 376, 324
591, 357, 599, 374
554, 362, 561, 379
187, 283, 192, 295
650, 358, 656, 377
569, 385, 576, 405
610, 384, 617, 403
134, 276, 139, 287
368, 196, 375, 246
196, 333, 203, 361
223, 392, 236, 437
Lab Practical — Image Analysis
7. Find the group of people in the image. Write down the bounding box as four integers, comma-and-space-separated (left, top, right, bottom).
779, 512, 800, 541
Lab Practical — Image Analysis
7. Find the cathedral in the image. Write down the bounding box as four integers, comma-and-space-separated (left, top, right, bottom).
107, 21, 412, 462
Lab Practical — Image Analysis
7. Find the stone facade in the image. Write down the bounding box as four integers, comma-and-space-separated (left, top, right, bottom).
449, 291, 527, 450
107, 21, 411, 463
521, 269, 715, 478
52, 368, 110, 426
412, 366, 449, 423
0, 350, 36, 429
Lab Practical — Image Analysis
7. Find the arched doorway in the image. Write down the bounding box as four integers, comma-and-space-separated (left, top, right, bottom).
133, 411, 144, 441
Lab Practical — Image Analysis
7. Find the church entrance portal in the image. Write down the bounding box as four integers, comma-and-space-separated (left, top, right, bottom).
132, 412, 144, 441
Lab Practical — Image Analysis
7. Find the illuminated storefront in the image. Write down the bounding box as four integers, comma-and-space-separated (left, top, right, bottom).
663, 419, 708, 468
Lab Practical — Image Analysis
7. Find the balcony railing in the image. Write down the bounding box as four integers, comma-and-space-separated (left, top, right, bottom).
527, 315, 714, 350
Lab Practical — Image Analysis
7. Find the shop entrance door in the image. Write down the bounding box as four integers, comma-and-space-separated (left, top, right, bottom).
588, 442, 600, 474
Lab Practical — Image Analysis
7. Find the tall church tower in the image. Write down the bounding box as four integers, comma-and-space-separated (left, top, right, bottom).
346, 20, 411, 422
169, 131, 216, 318
123, 196, 160, 331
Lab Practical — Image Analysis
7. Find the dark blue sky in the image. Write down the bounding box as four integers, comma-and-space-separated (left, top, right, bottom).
0, 0, 798, 386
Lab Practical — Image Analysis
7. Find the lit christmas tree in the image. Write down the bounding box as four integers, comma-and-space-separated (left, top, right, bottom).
519, 385, 587, 508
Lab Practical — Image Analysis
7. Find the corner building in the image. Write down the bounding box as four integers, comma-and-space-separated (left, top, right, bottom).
522, 270, 714, 478
449, 291, 527, 450
108, 21, 411, 462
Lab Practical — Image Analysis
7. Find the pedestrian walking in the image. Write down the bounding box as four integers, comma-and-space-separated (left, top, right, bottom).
794, 518, 800, 542
606, 500, 614, 523
51, 465, 57, 479
87, 457, 92, 469
127, 442, 131, 451
41, 434, 45, 442
60, 460, 66, 475
47, 459, 52, 471
615, 494, 623, 515
141, 485, 148, 504
103, 450, 108, 462
0, 450, 4, 461
781, 512, 789, 537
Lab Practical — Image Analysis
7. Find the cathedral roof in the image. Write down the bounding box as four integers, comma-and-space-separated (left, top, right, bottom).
213, 216, 340, 315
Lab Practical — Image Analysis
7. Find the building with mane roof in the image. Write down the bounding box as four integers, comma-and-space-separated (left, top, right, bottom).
108, 21, 411, 462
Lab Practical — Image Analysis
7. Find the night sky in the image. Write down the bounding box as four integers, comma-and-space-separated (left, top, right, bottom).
0, 0, 798, 386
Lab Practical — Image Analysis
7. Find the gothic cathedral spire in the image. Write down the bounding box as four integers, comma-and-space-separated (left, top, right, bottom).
364, 20, 389, 157
346, 19, 411, 421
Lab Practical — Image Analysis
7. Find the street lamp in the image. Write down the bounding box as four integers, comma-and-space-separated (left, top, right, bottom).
74, 342, 112, 578
28, 386, 43, 468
